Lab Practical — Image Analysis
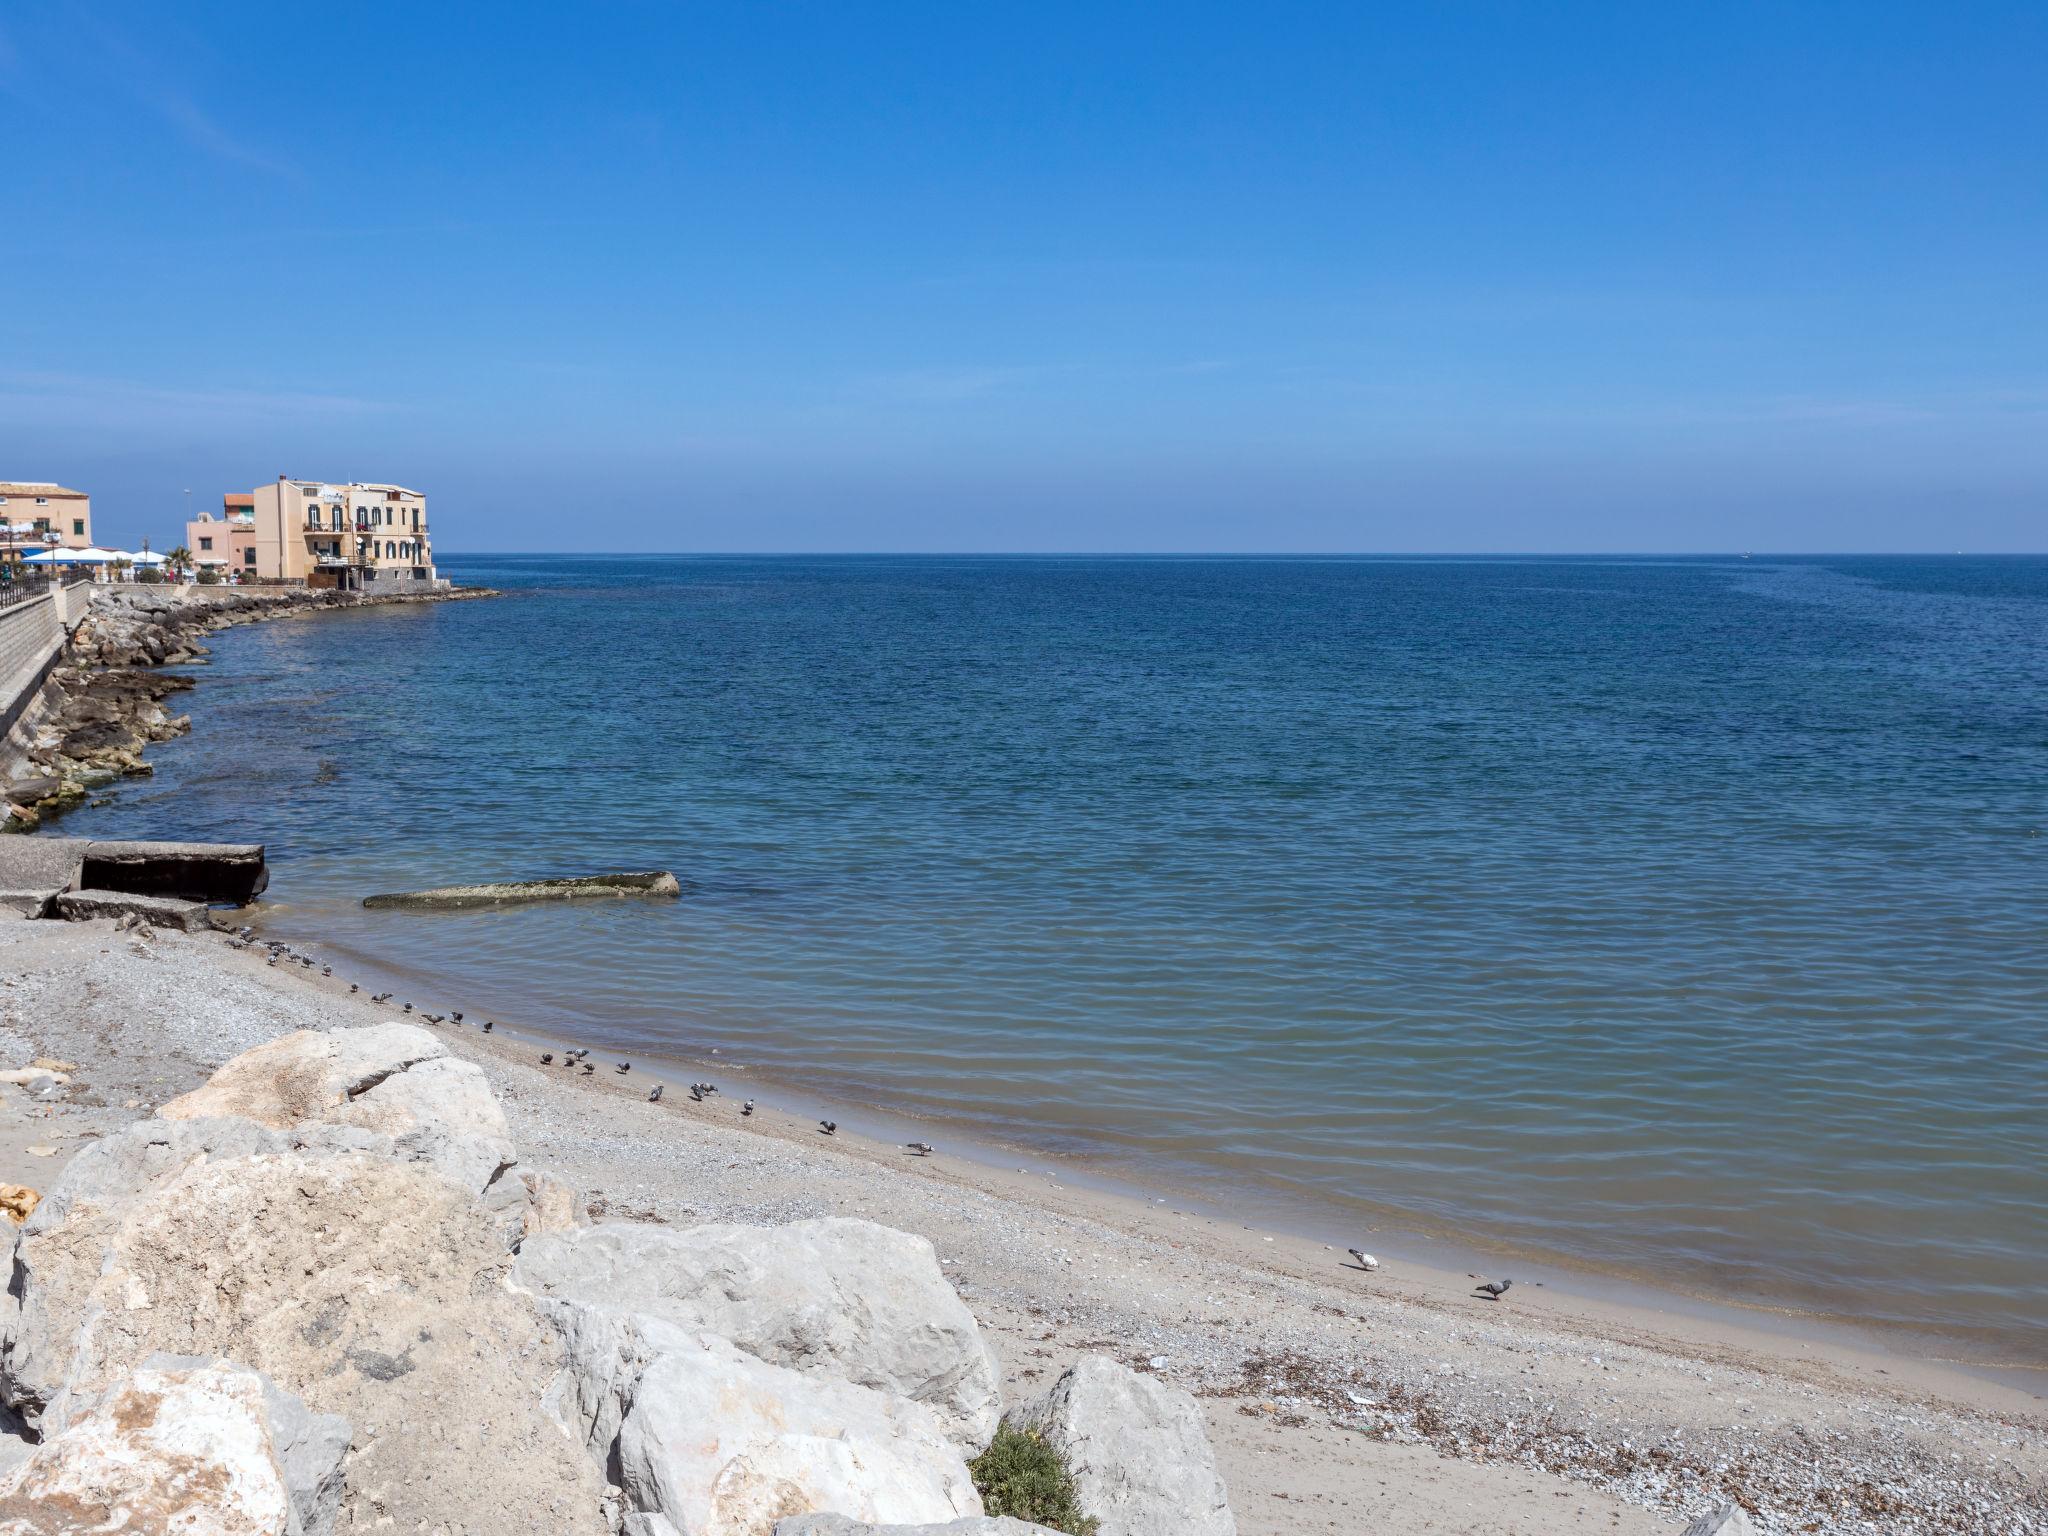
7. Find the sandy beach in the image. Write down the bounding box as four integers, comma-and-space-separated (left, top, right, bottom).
3, 911, 2041, 1535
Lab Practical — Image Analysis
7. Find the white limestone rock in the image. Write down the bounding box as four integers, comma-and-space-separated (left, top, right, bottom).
5, 1144, 610, 1535
1005, 1357, 1234, 1536
0, 1359, 346, 1536
1683, 1504, 1757, 1536
515, 1217, 1002, 1449
0, 1116, 388, 1430
482, 1163, 586, 1250
777, 1518, 1064, 1536
157, 1023, 446, 1129
157, 1024, 515, 1194
140, 1356, 351, 1536
615, 1329, 982, 1536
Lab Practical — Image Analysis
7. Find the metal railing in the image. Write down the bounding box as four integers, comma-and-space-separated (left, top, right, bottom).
0, 570, 54, 610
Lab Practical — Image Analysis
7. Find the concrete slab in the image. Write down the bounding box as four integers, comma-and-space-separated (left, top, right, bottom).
51, 889, 214, 932
79, 840, 267, 904
0, 838, 89, 903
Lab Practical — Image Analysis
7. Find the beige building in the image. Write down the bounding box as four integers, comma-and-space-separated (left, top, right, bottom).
0, 482, 93, 564
194, 477, 437, 590
186, 492, 257, 577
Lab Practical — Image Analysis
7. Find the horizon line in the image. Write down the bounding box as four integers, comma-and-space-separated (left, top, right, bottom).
423, 548, 2048, 560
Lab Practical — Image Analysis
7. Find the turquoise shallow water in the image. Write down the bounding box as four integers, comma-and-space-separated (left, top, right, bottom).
57, 555, 2048, 1360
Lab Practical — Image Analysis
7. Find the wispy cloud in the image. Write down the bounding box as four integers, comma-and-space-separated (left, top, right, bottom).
146, 88, 295, 177
8, 8, 295, 177
0, 371, 392, 437
845, 356, 1241, 406
849, 365, 1063, 404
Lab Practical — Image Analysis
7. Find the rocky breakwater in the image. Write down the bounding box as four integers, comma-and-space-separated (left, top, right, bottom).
0, 1019, 1237, 1536
5, 584, 486, 829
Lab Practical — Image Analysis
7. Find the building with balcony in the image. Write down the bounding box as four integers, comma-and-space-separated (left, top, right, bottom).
186, 494, 256, 576
0, 482, 93, 567
204, 477, 439, 589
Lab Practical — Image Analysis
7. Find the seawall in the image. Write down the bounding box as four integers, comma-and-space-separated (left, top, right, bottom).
0, 579, 97, 768
1, 580, 493, 816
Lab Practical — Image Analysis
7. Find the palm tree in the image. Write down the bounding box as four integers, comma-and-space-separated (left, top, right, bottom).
109, 556, 133, 585
166, 546, 194, 582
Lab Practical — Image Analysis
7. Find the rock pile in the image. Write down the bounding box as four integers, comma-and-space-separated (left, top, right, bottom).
8, 585, 485, 828
0, 1023, 1237, 1536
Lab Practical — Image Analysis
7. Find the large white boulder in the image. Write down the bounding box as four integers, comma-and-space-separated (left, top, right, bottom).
4, 1141, 610, 1535
1683, 1504, 1757, 1536
158, 1025, 514, 1194
0, 1358, 347, 1536
777, 1519, 1064, 1536
0, 1116, 387, 1428
158, 1023, 446, 1128
139, 1356, 352, 1536
617, 1329, 982, 1536
1006, 1358, 1233, 1536
515, 1218, 1001, 1449
535, 1303, 980, 1536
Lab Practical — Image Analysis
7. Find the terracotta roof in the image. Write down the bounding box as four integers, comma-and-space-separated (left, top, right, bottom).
0, 483, 87, 498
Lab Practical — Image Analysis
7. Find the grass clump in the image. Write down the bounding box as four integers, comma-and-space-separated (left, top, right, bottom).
970, 1424, 1099, 1536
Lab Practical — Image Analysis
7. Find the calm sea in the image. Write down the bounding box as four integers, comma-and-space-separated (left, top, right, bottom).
58, 555, 2048, 1362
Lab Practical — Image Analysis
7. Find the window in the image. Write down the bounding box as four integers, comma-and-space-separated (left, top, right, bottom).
73, 520, 85, 536
385, 541, 396, 558
34, 497, 48, 506
243, 549, 257, 565
199, 537, 213, 551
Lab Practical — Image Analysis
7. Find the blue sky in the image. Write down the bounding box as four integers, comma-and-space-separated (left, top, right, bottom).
3, 2, 2043, 552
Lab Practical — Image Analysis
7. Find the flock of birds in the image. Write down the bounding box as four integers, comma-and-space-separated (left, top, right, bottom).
234, 934, 944, 1161
233, 931, 1520, 1304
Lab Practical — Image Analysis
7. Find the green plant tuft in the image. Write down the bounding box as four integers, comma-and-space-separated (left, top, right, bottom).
970, 1424, 1098, 1536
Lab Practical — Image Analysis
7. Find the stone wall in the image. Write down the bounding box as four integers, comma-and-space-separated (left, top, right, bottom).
0, 591, 68, 745
358, 568, 447, 594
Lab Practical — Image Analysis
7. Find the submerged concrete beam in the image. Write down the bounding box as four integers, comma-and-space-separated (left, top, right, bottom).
362, 871, 681, 911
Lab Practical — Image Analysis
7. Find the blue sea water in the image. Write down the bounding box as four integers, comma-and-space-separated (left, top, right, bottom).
58, 555, 2048, 1360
